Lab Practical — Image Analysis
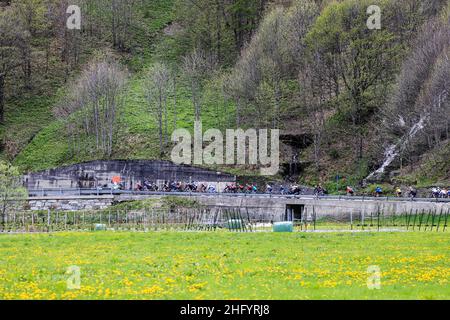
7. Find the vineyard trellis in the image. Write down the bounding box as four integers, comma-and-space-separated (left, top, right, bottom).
0, 205, 448, 233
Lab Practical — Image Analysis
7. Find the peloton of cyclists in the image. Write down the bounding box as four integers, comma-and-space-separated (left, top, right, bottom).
131, 179, 450, 200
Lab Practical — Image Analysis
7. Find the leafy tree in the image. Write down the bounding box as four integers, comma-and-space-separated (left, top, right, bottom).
306, 0, 401, 160
0, 161, 27, 230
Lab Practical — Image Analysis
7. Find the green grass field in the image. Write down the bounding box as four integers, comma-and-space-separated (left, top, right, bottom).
0, 231, 448, 300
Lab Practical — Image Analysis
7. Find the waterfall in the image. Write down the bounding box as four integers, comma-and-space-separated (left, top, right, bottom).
366, 115, 428, 181
366, 144, 398, 181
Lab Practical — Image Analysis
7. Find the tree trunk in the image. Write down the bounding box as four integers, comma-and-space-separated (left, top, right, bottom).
173, 77, 177, 129
111, 1, 118, 48
164, 95, 168, 147
0, 74, 5, 124
158, 89, 163, 156
215, 0, 222, 63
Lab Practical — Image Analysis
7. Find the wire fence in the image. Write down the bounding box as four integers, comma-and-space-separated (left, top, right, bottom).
310, 208, 449, 232
0, 206, 448, 233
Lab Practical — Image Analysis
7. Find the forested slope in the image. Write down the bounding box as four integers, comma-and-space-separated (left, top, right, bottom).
1, 0, 449, 189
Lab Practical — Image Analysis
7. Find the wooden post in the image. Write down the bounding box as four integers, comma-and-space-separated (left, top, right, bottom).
424, 210, 431, 231
430, 209, 437, 231
443, 209, 448, 232
377, 206, 380, 232
436, 208, 443, 232
406, 209, 411, 230
313, 206, 316, 231
412, 209, 418, 231
144, 208, 147, 230
418, 209, 425, 231
370, 211, 373, 227
350, 211, 353, 231
361, 211, 365, 231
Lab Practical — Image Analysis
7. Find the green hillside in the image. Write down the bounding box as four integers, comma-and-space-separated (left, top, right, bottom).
1, 0, 450, 188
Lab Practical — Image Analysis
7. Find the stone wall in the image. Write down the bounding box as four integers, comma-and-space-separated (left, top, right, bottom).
28, 196, 114, 211
23, 160, 236, 191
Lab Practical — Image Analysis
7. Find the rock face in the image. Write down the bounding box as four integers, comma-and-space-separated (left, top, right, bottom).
23, 160, 236, 190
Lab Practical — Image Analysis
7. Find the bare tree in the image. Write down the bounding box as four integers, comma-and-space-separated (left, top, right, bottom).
111, 0, 135, 51
382, 18, 450, 150
298, 53, 328, 172
376, 17, 450, 175
143, 62, 171, 156
0, 6, 30, 123
224, 1, 319, 128
54, 58, 128, 157
182, 48, 216, 121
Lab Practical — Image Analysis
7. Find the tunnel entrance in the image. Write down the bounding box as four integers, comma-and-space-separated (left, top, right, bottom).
285, 204, 305, 224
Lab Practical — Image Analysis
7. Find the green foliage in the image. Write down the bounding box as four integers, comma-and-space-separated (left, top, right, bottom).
362, 183, 395, 196
393, 140, 450, 187
306, 0, 400, 122
173, 0, 266, 66
13, 121, 69, 172
0, 161, 27, 225
160, 196, 202, 209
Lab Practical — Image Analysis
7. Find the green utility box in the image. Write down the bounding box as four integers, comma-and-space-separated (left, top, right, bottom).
273, 221, 293, 232
94, 224, 107, 231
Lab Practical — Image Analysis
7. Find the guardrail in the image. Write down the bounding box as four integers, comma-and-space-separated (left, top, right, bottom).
26, 188, 450, 203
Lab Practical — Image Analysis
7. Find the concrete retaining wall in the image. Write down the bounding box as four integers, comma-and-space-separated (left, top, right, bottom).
25, 194, 450, 220
187, 195, 450, 220
117, 194, 450, 220
23, 160, 236, 191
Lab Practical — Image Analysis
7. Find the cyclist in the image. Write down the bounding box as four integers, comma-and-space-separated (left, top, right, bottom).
431, 187, 440, 198
375, 186, 382, 197
408, 187, 417, 199
346, 186, 354, 196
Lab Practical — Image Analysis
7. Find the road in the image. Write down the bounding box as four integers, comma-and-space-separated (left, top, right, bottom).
27, 188, 450, 203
